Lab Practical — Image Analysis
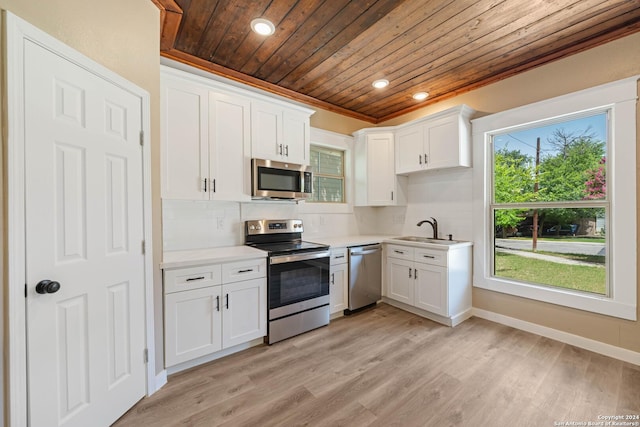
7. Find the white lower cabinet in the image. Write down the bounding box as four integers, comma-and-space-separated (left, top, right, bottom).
164, 258, 267, 368
329, 248, 349, 315
384, 243, 471, 325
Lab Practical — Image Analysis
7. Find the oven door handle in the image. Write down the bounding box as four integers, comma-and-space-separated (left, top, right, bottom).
270, 250, 330, 265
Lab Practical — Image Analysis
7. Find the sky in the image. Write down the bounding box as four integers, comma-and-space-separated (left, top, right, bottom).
493, 112, 608, 160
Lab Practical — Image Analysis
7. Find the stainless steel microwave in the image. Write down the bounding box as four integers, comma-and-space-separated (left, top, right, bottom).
251, 158, 312, 199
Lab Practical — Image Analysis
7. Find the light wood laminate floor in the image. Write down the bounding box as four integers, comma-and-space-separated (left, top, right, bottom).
114, 304, 640, 426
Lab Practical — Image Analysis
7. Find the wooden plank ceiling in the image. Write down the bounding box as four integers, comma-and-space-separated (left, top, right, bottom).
154, 0, 640, 123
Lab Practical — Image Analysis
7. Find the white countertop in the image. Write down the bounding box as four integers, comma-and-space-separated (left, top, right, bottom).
308, 235, 396, 248
162, 245, 267, 269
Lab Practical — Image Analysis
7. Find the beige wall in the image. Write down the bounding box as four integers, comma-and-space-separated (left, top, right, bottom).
310, 108, 370, 135
375, 33, 640, 353
0, 0, 165, 389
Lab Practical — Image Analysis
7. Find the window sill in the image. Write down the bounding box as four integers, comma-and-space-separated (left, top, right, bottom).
473, 276, 636, 321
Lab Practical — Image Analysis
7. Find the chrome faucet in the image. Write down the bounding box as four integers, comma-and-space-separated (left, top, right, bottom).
417, 217, 438, 239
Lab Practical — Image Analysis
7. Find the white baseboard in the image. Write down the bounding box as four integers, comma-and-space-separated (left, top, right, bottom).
148, 370, 168, 396
166, 338, 264, 376
472, 308, 640, 366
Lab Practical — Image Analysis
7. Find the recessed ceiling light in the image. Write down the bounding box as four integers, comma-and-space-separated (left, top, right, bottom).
413, 92, 429, 101
251, 18, 275, 36
372, 79, 389, 89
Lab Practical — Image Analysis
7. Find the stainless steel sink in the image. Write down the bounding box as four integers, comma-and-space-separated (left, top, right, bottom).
392, 236, 464, 245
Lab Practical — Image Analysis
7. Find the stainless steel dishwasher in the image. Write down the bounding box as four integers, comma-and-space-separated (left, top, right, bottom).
346, 244, 382, 314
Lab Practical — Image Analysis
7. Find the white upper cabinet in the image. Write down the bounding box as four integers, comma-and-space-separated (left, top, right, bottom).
161, 77, 209, 200
209, 92, 252, 200
161, 65, 314, 201
354, 130, 407, 206
161, 69, 251, 201
251, 100, 311, 165
395, 105, 474, 175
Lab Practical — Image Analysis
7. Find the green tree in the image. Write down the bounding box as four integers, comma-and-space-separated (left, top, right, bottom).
494, 149, 534, 237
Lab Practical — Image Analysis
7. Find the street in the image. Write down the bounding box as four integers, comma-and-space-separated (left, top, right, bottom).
494, 238, 605, 256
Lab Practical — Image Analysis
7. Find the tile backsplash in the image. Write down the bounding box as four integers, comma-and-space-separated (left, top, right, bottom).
162, 167, 474, 252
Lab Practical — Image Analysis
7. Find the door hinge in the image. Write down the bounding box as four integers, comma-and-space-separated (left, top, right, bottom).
143, 348, 148, 364
139, 130, 144, 146
142, 240, 146, 254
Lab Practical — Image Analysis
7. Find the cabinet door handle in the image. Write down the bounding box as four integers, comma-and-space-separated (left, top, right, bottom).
423, 255, 435, 259
414, 268, 418, 279
279, 144, 283, 155
419, 154, 422, 165
331, 273, 335, 285
185, 276, 205, 282
285, 145, 289, 157
225, 294, 229, 309
424, 153, 428, 164
408, 268, 412, 278
238, 269, 253, 273
216, 295, 220, 312
391, 191, 394, 201
213, 178, 216, 193
203, 178, 207, 192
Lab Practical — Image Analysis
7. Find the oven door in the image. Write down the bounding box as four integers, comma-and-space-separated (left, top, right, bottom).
268, 250, 330, 319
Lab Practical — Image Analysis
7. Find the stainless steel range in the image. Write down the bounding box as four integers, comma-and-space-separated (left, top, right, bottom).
245, 219, 330, 344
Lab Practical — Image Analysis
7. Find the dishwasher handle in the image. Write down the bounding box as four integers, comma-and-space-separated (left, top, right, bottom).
349, 244, 381, 256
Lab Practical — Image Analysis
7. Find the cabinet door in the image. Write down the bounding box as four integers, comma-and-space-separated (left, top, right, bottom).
425, 115, 461, 170
367, 133, 396, 205
164, 286, 223, 367
387, 257, 414, 305
282, 109, 310, 165
396, 125, 424, 174
161, 77, 208, 199
414, 262, 447, 316
209, 92, 251, 201
330, 263, 348, 314
222, 278, 267, 348
251, 101, 282, 161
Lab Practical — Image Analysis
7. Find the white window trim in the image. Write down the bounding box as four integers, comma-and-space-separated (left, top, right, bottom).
472, 76, 638, 321
300, 127, 354, 214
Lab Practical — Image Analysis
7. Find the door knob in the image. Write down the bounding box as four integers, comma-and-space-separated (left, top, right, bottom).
36, 280, 61, 294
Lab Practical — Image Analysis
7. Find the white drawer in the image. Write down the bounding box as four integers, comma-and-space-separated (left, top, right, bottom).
222, 258, 267, 283
330, 248, 348, 265
164, 264, 222, 294
386, 244, 414, 261
414, 248, 447, 267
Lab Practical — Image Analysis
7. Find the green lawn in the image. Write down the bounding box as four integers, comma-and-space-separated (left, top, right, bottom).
495, 252, 606, 295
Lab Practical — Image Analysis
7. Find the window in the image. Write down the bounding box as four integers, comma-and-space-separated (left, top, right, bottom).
472, 77, 637, 320
492, 113, 608, 296
309, 145, 345, 203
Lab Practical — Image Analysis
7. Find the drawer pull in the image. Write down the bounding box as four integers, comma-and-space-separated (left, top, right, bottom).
394, 250, 405, 254
237, 269, 254, 273
334, 255, 345, 259
185, 276, 205, 282
423, 255, 435, 259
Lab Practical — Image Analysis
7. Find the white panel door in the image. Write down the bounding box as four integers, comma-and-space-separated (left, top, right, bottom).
209, 92, 251, 201
395, 125, 424, 174
387, 258, 414, 305
367, 133, 395, 205
414, 263, 448, 316
222, 279, 267, 348
161, 77, 209, 199
282, 109, 310, 165
24, 39, 146, 427
164, 287, 223, 367
426, 116, 459, 170
251, 101, 282, 161
330, 263, 348, 314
